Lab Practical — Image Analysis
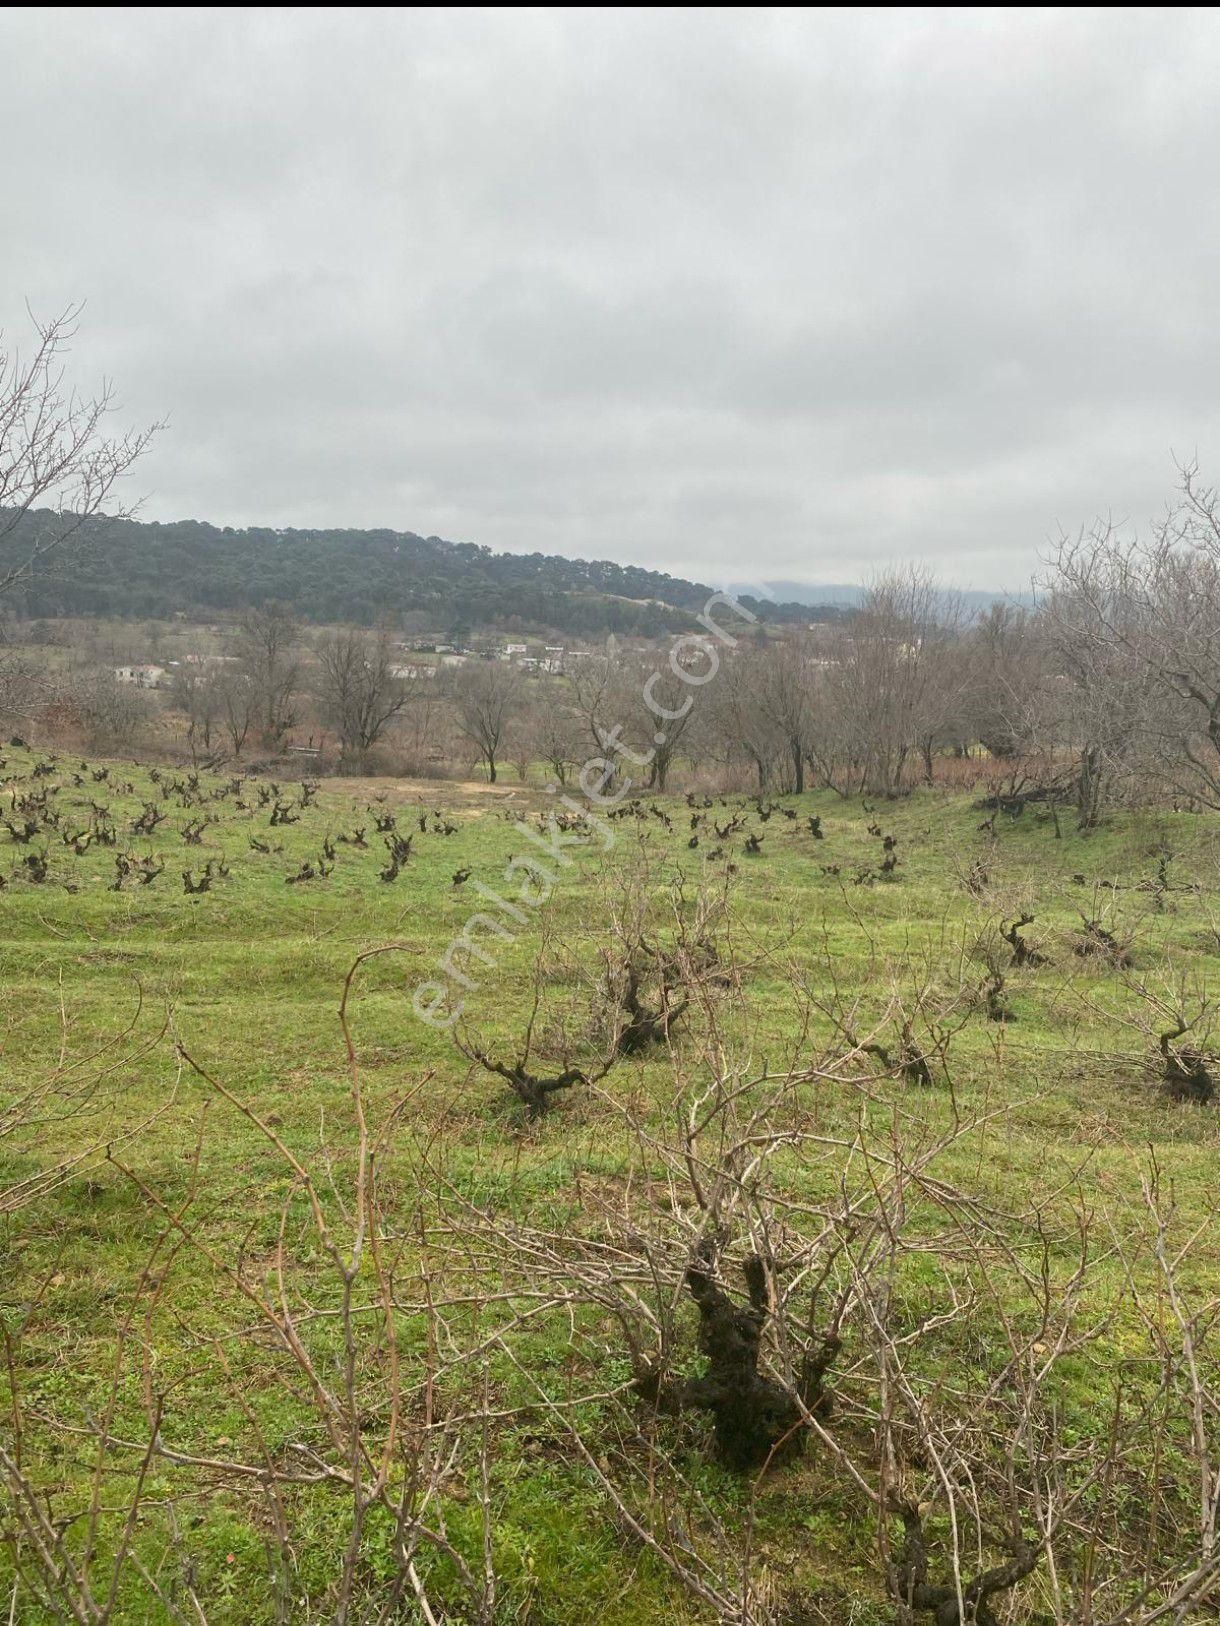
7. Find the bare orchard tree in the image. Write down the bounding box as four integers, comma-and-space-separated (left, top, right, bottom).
454, 660, 521, 783
171, 662, 225, 763
1049, 461, 1220, 809
565, 647, 670, 793
395, 688, 442, 774
1039, 541, 1156, 826
705, 640, 785, 790
529, 683, 584, 786
215, 665, 256, 758
962, 601, 1040, 759
743, 634, 818, 792
0, 305, 161, 596
613, 655, 698, 791
0, 647, 52, 730
76, 668, 151, 751
909, 592, 972, 780
233, 601, 300, 750
823, 567, 967, 796
504, 687, 576, 784
567, 647, 619, 762
315, 628, 413, 767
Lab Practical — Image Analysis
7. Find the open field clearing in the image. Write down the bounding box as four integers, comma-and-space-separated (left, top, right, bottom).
4, 746, 1220, 1622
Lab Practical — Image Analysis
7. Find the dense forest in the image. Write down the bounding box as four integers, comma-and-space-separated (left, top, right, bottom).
0, 509, 826, 636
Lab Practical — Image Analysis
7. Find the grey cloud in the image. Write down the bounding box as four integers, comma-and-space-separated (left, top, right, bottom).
3, 8, 1219, 590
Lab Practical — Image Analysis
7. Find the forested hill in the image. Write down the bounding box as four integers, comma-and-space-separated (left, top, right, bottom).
0, 509, 827, 636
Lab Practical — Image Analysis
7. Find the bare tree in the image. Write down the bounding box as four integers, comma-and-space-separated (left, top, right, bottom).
395, 688, 442, 774
707, 639, 786, 790
567, 648, 619, 761
233, 602, 300, 750
315, 628, 412, 766
215, 665, 256, 758
529, 686, 584, 785
1039, 549, 1155, 826
744, 635, 817, 793
613, 656, 698, 791
0, 645, 51, 730
0, 305, 160, 597
909, 592, 971, 781
1048, 461, 1220, 810
76, 668, 150, 750
454, 661, 520, 783
964, 601, 1040, 759
823, 567, 968, 796
171, 663, 225, 763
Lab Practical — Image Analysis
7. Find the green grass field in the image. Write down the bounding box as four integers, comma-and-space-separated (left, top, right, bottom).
3, 746, 1220, 1622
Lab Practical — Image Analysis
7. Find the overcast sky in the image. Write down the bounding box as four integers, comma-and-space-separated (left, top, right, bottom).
3, 8, 1218, 591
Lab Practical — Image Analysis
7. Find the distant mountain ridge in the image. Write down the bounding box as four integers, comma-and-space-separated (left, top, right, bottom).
0, 509, 837, 638
727, 579, 1031, 611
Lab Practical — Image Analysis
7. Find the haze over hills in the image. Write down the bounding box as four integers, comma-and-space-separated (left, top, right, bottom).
0, 509, 838, 638
726, 580, 1030, 611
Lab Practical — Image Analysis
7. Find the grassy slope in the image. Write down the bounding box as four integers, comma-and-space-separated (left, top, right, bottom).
3, 747, 1220, 1621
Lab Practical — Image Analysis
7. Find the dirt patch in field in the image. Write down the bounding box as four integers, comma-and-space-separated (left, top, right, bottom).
324, 775, 535, 811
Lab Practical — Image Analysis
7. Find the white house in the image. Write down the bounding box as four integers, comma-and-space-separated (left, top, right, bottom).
114, 664, 167, 690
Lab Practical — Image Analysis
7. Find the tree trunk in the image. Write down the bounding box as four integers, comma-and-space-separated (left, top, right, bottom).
1076, 746, 1101, 829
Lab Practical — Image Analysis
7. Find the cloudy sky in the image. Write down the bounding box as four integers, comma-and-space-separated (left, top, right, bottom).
2, 8, 1217, 591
